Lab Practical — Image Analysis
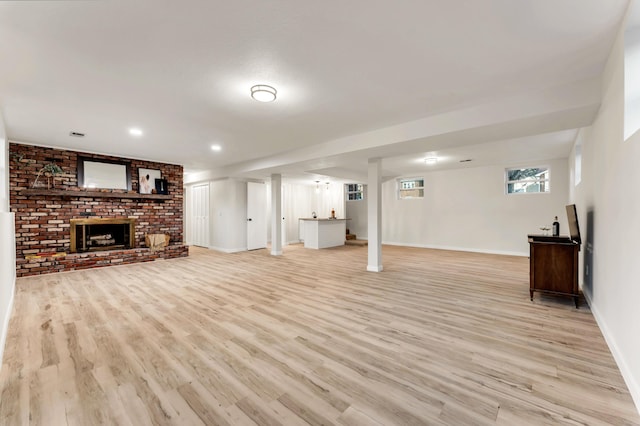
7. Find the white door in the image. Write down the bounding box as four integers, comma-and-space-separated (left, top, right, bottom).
247, 182, 267, 250
191, 184, 209, 247
281, 184, 287, 246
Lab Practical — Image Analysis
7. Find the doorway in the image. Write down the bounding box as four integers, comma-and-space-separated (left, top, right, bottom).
247, 182, 267, 250
190, 183, 209, 248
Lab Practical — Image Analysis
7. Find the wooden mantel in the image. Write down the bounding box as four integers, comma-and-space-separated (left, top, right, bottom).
20, 188, 171, 200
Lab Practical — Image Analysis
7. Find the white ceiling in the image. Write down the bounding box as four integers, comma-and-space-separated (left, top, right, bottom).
0, 0, 630, 183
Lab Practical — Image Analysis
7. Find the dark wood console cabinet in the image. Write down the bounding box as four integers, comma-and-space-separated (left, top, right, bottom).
528, 235, 580, 308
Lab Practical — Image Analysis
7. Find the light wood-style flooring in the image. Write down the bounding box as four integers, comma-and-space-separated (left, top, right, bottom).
1, 244, 639, 425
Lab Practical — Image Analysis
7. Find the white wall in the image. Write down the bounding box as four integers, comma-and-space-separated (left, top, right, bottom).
184, 178, 249, 252
280, 183, 345, 243
381, 159, 570, 256
0, 111, 16, 367
208, 179, 248, 253
188, 179, 346, 250
570, 21, 640, 412
282, 183, 314, 244
0, 111, 7, 212
314, 183, 345, 221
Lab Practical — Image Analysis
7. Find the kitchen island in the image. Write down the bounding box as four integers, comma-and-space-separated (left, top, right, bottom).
298, 218, 348, 249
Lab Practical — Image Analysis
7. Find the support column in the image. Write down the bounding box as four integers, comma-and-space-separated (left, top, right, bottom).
367, 158, 383, 272
270, 173, 283, 256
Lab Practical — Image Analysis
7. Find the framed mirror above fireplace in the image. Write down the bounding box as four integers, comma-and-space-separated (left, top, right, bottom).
78, 156, 132, 190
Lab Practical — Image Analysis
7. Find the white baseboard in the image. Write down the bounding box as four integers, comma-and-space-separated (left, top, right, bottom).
208, 246, 247, 254
367, 265, 384, 272
0, 277, 15, 369
382, 241, 528, 257
583, 289, 640, 415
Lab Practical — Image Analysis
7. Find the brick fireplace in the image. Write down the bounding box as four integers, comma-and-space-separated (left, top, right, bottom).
9, 143, 189, 277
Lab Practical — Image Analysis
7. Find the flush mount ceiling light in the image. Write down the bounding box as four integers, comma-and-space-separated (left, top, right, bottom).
425, 157, 438, 165
251, 85, 277, 102
210, 144, 222, 152
129, 128, 143, 136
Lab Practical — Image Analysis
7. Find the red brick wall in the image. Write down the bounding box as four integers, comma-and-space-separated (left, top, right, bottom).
9, 143, 187, 276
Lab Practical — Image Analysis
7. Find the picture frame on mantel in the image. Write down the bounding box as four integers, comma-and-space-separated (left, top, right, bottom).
138, 168, 161, 194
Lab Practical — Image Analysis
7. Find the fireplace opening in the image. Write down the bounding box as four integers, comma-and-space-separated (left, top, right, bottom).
70, 218, 136, 253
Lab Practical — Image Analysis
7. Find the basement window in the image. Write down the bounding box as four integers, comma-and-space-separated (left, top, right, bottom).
625, 6, 640, 141
346, 184, 364, 201
505, 167, 550, 194
574, 135, 582, 186
398, 178, 424, 199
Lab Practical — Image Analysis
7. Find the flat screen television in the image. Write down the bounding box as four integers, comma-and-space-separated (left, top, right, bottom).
566, 204, 582, 244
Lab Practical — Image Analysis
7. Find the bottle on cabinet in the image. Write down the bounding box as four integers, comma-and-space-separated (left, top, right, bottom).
552, 216, 560, 237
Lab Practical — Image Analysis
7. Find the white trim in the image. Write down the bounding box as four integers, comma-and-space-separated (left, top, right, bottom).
270, 250, 283, 256
0, 278, 15, 368
583, 289, 640, 415
382, 241, 528, 257
367, 265, 383, 272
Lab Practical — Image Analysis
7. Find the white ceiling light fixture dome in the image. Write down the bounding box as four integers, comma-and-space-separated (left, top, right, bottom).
251, 84, 277, 102
425, 157, 438, 165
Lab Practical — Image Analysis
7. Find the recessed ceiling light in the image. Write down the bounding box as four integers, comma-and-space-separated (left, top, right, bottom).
251, 85, 277, 102
211, 144, 222, 152
425, 157, 438, 165
129, 128, 143, 136
69, 131, 85, 137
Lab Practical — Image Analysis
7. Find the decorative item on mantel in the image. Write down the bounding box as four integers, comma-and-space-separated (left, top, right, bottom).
32, 162, 64, 189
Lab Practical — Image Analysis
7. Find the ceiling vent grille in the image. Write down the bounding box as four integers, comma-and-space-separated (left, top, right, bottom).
69, 131, 85, 137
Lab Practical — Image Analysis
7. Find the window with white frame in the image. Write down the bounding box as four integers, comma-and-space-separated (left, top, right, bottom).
346, 184, 364, 201
505, 167, 550, 194
624, 6, 640, 141
398, 177, 424, 199
574, 136, 582, 186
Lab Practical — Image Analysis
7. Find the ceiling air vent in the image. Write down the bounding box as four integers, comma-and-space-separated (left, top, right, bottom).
69, 131, 85, 137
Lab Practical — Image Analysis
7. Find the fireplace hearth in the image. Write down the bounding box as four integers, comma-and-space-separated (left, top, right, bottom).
70, 218, 136, 253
